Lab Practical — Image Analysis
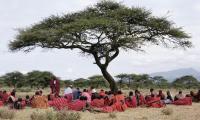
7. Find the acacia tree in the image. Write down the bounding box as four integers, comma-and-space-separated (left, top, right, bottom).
9, 1, 191, 92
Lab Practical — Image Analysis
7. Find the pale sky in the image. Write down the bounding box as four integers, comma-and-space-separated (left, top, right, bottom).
0, 0, 200, 79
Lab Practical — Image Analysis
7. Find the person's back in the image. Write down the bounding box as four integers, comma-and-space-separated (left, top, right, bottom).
82, 89, 91, 103
91, 95, 105, 108
32, 92, 48, 109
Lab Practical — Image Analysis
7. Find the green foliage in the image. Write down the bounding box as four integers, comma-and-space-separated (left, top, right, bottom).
0, 70, 56, 89
8, 1, 191, 91
1, 71, 24, 88
88, 75, 109, 88
25, 71, 55, 88
73, 78, 90, 88
153, 76, 169, 88
172, 75, 200, 89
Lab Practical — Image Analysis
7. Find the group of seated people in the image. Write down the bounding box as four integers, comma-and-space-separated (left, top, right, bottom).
0, 87, 200, 113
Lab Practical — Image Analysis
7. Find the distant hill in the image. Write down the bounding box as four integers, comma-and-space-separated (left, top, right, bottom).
150, 68, 200, 82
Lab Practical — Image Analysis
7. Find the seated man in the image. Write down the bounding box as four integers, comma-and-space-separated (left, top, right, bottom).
31, 91, 48, 109
68, 96, 88, 111
174, 91, 184, 101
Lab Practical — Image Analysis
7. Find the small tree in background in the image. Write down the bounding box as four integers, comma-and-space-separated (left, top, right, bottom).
172, 75, 200, 89
9, 1, 191, 92
2, 71, 24, 88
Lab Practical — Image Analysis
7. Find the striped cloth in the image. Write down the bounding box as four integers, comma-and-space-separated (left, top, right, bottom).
49, 98, 69, 110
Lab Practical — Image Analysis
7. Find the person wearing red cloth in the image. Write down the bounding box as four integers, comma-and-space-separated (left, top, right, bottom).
146, 94, 165, 108
68, 96, 88, 111
111, 91, 127, 112
50, 76, 60, 96
157, 90, 166, 100
99, 89, 106, 97
2, 90, 9, 103
90, 95, 105, 108
135, 90, 146, 106
125, 91, 137, 108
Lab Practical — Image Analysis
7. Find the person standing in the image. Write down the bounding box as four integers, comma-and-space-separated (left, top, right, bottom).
50, 76, 60, 96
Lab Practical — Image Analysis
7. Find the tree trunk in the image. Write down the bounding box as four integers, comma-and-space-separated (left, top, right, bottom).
100, 68, 118, 92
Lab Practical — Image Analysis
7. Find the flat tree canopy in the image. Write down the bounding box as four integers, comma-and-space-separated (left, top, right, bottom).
9, 1, 191, 92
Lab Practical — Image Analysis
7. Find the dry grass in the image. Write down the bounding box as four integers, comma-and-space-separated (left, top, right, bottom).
162, 108, 173, 115
108, 112, 117, 119
1, 88, 200, 120
0, 107, 15, 119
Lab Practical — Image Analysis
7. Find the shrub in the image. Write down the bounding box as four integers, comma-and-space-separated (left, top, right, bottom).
30, 111, 47, 120
56, 110, 81, 120
30, 109, 81, 120
0, 108, 15, 119
162, 108, 173, 115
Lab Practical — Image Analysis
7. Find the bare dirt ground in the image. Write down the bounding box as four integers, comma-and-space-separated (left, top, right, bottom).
1, 88, 200, 120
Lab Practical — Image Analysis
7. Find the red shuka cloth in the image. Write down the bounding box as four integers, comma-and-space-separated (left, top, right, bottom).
173, 97, 192, 105
0, 101, 3, 107
91, 99, 105, 108
146, 97, 165, 108
68, 100, 86, 111
49, 98, 69, 110
125, 96, 137, 108
50, 79, 60, 95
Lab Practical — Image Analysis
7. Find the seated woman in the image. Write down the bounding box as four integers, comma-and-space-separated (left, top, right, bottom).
99, 89, 106, 97
2, 91, 9, 104
68, 96, 88, 111
90, 94, 105, 108
164, 91, 173, 104
31, 91, 48, 109
174, 91, 184, 101
145, 88, 157, 101
135, 90, 146, 106
82, 89, 91, 103
125, 91, 137, 108
111, 91, 127, 112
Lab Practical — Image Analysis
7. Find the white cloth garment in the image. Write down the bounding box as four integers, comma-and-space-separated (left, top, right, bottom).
64, 87, 72, 95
